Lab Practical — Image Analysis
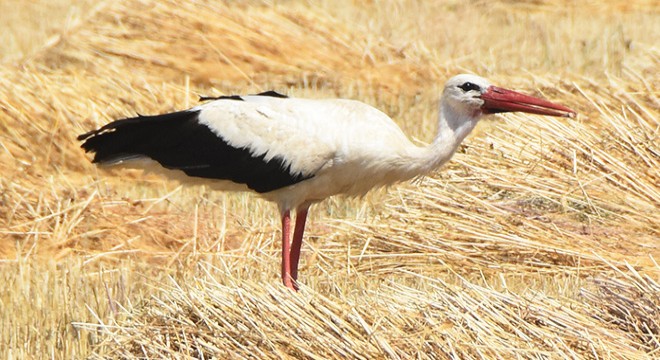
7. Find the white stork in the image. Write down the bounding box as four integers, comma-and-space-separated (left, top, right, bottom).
78, 74, 575, 291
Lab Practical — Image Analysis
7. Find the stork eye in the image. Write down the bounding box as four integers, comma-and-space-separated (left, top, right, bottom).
458, 82, 481, 92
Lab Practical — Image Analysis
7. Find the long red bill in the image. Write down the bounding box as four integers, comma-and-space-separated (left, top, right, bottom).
481, 86, 576, 118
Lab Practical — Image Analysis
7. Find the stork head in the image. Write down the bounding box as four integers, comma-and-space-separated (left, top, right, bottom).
442, 74, 576, 120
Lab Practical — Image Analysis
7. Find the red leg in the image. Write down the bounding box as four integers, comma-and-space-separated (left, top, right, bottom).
280, 210, 295, 290
289, 206, 309, 288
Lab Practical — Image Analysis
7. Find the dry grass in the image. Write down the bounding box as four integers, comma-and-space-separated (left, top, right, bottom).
0, 0, 658, 358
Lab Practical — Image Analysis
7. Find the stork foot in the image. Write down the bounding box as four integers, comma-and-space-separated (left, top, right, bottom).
283, 277, 298, 291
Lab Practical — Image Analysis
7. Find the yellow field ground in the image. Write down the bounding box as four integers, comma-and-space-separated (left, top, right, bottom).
0, 0, 658, 358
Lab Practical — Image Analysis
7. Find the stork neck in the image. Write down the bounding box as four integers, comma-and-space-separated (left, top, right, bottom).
435, 104, 480, 148
412, 103, 481, 173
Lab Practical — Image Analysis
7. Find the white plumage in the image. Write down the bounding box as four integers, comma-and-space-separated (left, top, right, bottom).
79, 74, 575, 290
198, 98, 423, 205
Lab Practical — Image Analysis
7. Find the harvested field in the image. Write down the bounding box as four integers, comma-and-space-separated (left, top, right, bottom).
0, 0, 658, 358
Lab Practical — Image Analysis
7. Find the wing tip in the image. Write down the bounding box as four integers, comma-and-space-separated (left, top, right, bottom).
77, 129, 98, 142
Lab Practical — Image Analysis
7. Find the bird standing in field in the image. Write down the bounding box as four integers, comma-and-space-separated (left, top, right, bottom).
78, 74, 575, 291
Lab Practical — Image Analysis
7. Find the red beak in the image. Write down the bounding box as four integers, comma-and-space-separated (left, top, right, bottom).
481, 86, 576, 118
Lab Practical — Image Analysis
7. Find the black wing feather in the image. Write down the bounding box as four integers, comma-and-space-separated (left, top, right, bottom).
197, 90, 287, 102
78, 109, 311, 193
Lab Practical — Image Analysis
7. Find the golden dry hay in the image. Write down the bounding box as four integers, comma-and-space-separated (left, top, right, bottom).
0, 0, 658, 358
